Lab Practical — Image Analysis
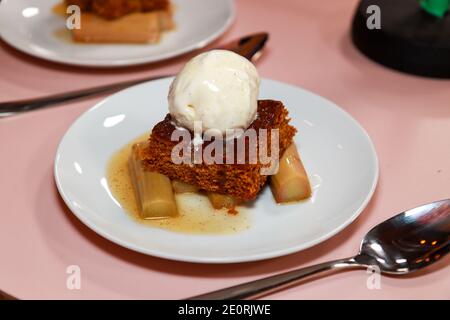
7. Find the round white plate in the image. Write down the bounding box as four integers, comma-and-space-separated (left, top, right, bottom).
0, 0, 234, 67
54, 78, 378, 263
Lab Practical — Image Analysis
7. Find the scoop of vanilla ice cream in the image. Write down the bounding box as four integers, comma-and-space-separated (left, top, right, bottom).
168, 50, 260, 134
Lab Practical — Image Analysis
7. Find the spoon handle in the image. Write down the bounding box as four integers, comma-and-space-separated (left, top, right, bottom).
189, 257, 364, 300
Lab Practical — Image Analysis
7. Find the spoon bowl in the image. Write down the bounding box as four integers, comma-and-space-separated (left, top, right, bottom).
358, 199, 449, 274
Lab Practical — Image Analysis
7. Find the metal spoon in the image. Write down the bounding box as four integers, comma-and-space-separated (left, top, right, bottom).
190, 199, 450, 300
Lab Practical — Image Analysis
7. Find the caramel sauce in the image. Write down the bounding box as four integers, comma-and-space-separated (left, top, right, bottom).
53, 28, 73, 44
106, 133, 250, 235
52, 3, 67, 17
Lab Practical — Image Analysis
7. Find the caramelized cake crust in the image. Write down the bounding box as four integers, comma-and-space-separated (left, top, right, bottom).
66, 0, 170, 19
142, 100, 297, 200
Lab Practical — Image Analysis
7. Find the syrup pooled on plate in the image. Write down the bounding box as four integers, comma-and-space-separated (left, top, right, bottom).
106, 133, 250, 235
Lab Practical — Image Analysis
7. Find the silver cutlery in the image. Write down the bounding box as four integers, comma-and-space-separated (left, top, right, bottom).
0, 32, 268, 116
190, 199, 450, 300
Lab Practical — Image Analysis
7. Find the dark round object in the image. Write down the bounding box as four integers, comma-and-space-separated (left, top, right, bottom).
351, 0, 450, 78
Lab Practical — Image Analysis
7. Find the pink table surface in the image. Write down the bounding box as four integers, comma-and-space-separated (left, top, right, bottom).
1, 0, 449, 300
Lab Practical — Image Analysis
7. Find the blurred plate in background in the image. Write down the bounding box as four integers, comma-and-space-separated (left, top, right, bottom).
0, 0, 235, 67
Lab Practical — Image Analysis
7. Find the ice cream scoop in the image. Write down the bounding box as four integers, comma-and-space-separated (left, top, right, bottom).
168, 50, 260, 135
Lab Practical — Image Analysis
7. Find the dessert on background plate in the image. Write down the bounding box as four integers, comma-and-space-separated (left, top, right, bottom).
108, 50, 312, 229
0, 0, 235, 67
57, 0, 174, 43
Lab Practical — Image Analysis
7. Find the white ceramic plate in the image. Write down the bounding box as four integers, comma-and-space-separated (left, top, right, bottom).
54, 78, 378, 263
0, 0, 234, 67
